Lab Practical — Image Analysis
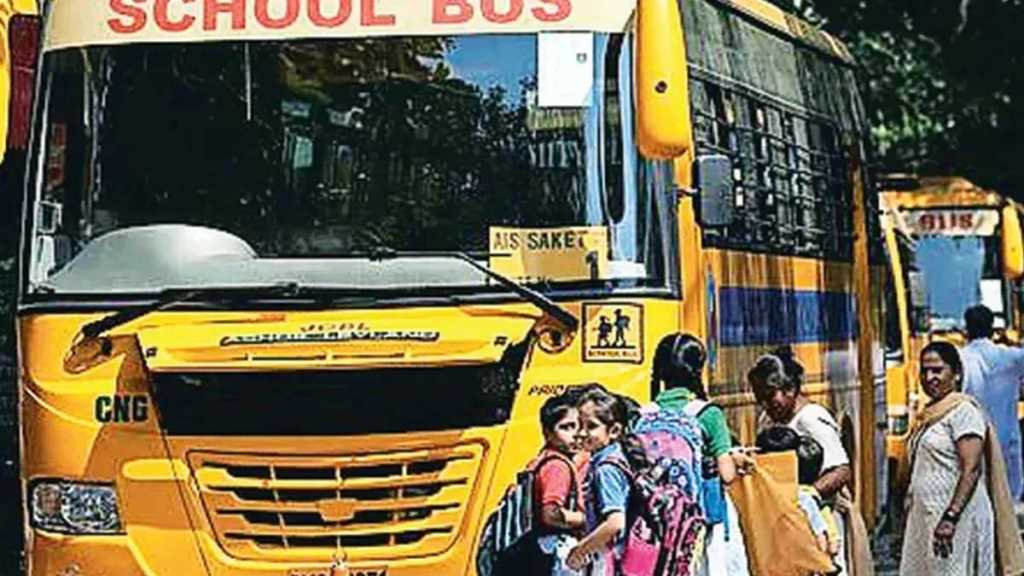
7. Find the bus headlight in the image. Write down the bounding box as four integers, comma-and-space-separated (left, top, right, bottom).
31, 481, 123, 534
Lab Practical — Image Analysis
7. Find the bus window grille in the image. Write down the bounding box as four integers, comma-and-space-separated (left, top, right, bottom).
693, 76, 855, 261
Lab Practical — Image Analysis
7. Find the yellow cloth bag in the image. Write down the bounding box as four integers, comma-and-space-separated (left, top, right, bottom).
727, 452, 834, 576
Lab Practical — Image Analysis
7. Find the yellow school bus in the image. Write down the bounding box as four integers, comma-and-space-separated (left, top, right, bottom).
880, 176, 1024, 466
16, 0, 882, 573
676, 1, 886, 525
878, 193, 929, 490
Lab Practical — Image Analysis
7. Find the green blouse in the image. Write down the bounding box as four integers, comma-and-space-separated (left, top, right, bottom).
655, 387, 733, 458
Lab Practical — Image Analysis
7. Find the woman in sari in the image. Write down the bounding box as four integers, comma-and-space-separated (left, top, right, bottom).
899, 341, 1024, 576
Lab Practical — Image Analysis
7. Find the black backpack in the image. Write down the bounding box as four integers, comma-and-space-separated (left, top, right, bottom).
476, 452, 579, 576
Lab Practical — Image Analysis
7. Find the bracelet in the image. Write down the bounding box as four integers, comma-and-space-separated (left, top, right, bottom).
942, 509, 961, 524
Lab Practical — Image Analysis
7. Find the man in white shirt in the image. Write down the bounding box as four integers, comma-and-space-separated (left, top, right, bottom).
961, 304, 1024, 500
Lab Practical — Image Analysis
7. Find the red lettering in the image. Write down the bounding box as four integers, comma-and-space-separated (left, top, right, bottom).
155, 0, 196, 32
204, 0, 246, 30
108, 0, 147, 33
360, 0, 395, 26
482, 0, 522, 23
309, 0, 352, 27
433, 0, 473, 24
531, 0, 571, 22
255, 0, 299, 28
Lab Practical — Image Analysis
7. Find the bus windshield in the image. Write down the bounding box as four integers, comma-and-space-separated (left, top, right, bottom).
27, 34, 674, 296
916, 234, 1003, 330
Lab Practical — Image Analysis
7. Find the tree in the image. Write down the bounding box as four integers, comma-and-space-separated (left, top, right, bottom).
777, 0, 1024, 196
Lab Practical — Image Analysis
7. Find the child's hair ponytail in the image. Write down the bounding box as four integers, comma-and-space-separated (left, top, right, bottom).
615, 395, 650, 472
651, 333, 709, 400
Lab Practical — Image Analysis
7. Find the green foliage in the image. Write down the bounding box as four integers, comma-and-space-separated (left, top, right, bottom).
776, 0, 1024, 194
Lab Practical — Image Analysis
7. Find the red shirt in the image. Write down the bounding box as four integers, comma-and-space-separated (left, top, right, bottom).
533, 448, 585, 528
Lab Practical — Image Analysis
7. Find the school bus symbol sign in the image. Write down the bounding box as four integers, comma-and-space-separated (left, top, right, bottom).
582, 303, 643, 363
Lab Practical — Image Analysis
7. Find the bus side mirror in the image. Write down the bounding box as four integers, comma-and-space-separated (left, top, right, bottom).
635, 0, 691, 160
693, 155, 734, 228
1001, 205, 1024, 280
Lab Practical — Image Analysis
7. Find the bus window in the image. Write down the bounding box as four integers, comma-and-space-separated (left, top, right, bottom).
26, 35, 677, 294
916, 234, 1005, 331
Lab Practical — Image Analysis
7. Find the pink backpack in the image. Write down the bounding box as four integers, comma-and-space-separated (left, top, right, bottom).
605, 406, 706, 576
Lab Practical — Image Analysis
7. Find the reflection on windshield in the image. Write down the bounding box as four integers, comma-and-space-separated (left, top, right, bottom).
29, 34, 673, 295
916, 235, 1001, 330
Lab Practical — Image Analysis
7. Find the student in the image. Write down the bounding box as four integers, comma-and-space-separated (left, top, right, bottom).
482, 392, 586, 576
794, 433, 841, 558
531, 393, 588, 575
652, 334, 738, 482
566, 386, 633, 575
756, 426, 840, 559
650, 333, 751, 575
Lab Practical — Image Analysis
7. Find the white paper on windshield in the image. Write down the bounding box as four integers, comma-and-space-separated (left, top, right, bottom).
980, 279, 1006, 316
905, 209, 999, 237
538, 32, 594, 108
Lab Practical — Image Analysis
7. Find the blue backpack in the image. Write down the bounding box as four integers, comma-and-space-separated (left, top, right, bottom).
682, 400, 728, 526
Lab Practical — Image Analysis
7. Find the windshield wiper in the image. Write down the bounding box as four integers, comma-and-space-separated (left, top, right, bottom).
77, 282, 303, 341
351, 249, 579, 332
77, 250, 578, 342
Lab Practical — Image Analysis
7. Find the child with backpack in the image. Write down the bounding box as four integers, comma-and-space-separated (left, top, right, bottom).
566, 386, 633, 575
755, 427, 841, 564
567, 384, 708, 576
651, 333, 751, 576
476, 391, 587, 576
533, 392, 589, 574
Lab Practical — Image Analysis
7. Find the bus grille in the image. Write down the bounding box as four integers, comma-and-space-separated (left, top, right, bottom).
189, 443, 484, 561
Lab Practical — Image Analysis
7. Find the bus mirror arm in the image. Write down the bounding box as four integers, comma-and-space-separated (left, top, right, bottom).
693, 154, 735, 228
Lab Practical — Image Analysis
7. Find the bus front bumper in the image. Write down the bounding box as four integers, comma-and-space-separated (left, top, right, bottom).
29, 530, 473, 576
29, 533, 146, 576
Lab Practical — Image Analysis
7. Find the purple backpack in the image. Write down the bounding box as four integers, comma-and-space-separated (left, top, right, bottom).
607, 405, 707, 576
